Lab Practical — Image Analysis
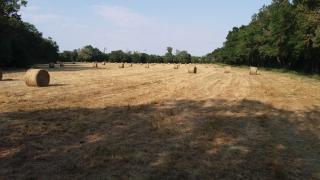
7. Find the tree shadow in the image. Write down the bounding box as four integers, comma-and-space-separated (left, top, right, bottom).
0, 99, 319, 179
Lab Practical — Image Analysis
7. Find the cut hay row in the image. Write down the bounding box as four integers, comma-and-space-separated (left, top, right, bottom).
188, 66, 197, 74
24, 69, 50, 87
250, 67, 258, 75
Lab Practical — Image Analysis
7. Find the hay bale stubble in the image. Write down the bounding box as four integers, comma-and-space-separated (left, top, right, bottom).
24, 69, 50, 87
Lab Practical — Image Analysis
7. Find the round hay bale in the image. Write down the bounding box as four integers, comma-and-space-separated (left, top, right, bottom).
174, 65, 179, 69
24, 69, 50, 87
54, 64, 61, 68
119, 63, 125, 68
129, 63, 133, 67
57, 61, 64, 67
49, 63, 55, 69
93, 63, 98, 68
250, 67, 258, 75
188, 66, 197, 74
0, 69, 2, 81
224, 66, 231, 73
102, 62, 106, 66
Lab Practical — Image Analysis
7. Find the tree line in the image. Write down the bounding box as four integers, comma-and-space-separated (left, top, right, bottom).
207, 0, 320, 74
59, 46, 200, 64
2, 0, 320, 74
0, 0, 59, 68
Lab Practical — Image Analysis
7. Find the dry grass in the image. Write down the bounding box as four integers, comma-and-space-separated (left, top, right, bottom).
0, 63, 320, 179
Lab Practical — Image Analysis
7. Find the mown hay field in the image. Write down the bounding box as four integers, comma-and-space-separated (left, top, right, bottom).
1, 63, 320, 179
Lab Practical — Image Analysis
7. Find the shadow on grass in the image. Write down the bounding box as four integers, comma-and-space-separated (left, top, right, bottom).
0, 79, 18, 82
0, 99, 319, 179
49, 84, 69, 87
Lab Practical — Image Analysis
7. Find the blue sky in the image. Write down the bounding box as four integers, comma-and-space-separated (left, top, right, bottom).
21, 0, 272, 56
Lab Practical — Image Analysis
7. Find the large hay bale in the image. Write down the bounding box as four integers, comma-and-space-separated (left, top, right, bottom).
174, 65, 179, 69
224, 66, 231, 73
119, 63, 125, 68
24, 69, 50, 87
250, 67, 258, 75
0, 69, 2, 81
49, 63, 55, 69
188, 66, 197, 74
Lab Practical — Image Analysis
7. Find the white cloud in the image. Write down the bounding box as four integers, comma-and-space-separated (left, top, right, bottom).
21, 6, 87, 29
94, 5, 156, 28
20, 4, 218, 55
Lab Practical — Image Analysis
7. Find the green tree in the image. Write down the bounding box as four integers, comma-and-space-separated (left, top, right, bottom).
164, 47, 174, 63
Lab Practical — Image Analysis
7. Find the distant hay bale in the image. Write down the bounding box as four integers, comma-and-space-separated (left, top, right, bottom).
49, 63, 55, 68
57, 61, 64, 67
119, 63, 125, 68
188, 66, 197, 74
24, 69, 50, 87
224, 66, 231, 73
145, 64, 150, 68
54, 64, 61, 68
250, 67, 258, 75
103, 62, 106, 65
174, 65, 179, 69
93, 63, 98, 68
129, 63, 133, 67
